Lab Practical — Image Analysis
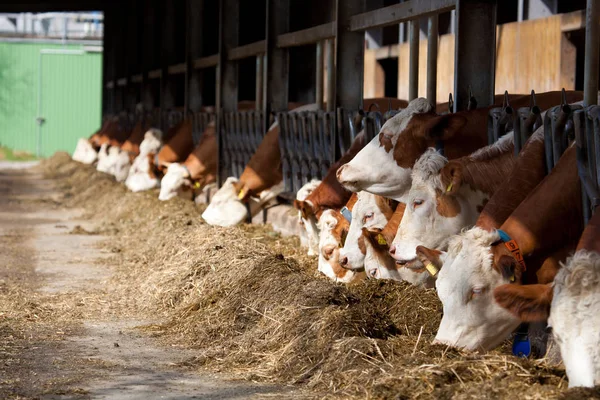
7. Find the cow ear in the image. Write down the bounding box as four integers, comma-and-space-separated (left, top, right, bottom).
493, 283, 553, 322
416, 245, 445, 276
440, 161, 463, 196
419, 113, 467, 142
362, 227, 389, 250
496, 255, 519, 282
294, 200, 312, 220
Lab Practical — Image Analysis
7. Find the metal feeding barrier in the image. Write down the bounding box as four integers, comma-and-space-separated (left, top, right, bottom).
543, 90, 582, 173
513, 91, 543, 155
487, 91, 514, 145
191, 111, 215, 146
219, 110, 269, 180
574, 106, 600, 225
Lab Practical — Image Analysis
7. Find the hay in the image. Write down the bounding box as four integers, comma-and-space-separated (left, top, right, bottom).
35, 152, 599, 399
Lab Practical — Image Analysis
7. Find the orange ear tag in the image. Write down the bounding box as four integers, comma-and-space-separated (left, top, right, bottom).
425, 263, 439, 277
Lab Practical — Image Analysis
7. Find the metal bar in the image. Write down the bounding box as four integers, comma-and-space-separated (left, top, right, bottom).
426, 14, 438, 106
167, 63, 187, 75
584, 0, 600, 106
255, 55, 263, 111
453, 0, 497, 111
276, 22, 336, 48
193, 54, 220, 69
409, 19, 419, 101
326, 38, 335, 112
228, 40, 266, 61
187, 0, 205, 112
265, 0, 289, 112
316, 40, 324, 110
349, 0, 455, 32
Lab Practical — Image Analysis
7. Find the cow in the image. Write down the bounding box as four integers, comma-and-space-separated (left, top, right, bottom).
494, 210, 600, 388
336, 91, 583, 202
317, 194, 364, 283
295, 179, 322, 256
158, 120, 218, 201
422, 145, 582, 351
125, 119, 193, 192
202, 103, 319, 227
336, 191, 397, 271
389, 132, 516, 269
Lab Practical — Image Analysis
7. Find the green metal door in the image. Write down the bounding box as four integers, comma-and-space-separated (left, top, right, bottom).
38, 49, 102, 157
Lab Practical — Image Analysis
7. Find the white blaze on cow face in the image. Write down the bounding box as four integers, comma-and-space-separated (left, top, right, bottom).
159, 163, 190, 201
125, 129, 163, 192
317, 210, 359, 283
550, 251, 600, 388
392, 149, 486, 266
72, 138, 98, 164
296, 179, 322, 256
339, 192, 390, 271
434, 227, 521, 351
336, 98, 433, 201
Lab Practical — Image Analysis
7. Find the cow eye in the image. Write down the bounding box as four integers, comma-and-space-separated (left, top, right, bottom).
362, 212, 374, 224
413, 199, 424, 209
470, 287, 485, 300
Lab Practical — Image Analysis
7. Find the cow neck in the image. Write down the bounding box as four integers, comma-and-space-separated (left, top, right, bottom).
184, 124, 217, 181
382, 202, 406, 242
307, 132, 367, 214
126, 121, 145, 146
437, 107, 490, 160
454, 138, 516, 197
238, 121, 282, 196
158, 119, 194, 164
476, 131, 546, 231
499, 146, 583, 263
577, 210, 600, 253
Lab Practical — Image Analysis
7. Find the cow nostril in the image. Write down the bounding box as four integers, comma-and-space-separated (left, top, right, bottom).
389, 245, 396, 255
339, 256, 348, 266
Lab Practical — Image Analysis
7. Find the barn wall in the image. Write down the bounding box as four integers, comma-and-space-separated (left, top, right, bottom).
365, 13, 576, 102
0, 40, 102, 157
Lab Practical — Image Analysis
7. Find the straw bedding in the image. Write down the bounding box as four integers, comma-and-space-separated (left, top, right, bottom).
35, 152, 600, 399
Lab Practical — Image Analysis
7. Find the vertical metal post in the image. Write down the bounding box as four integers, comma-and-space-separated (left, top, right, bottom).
161, 1, 177, 111
187, 0, 205, 112
255, 55, 264, 111
584, 0, 600, 106
409, 19, 420, 101
262, 53, 267, 111
265, 0, 289, 112
141, 0, 156, 110
316, 40, 324, 110
326, 38, 335, 111
426, 15, 438, 106
334, 0, 365, 110
454, 0, 497, 111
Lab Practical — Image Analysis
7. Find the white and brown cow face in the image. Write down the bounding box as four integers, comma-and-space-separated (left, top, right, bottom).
336, 97, 467, 202
125, 130, 163, 192
390, 149, 487, 269
159, 163, 191, 201
72, 138, 98, 164
432, 227, 521, 351
112, 149, 131, 183
339, 192, 395, 271
295, 179, 322, 256
317, 209, 362, 283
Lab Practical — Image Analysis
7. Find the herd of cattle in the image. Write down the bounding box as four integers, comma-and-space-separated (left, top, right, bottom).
72, 91, 600, 389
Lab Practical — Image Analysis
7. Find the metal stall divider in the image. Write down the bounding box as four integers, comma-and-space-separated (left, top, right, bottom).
544, 89, 583, 173
574, 106, 600, 225
513, 91, 543, 156
191, 111, 215, 147
487, 91, 513, 145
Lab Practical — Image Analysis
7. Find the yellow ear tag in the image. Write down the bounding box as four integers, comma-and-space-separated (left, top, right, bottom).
237, 189, 246, 200
376, 234, 387, 246
193, 181, 201, 189
425, 263, 439, 277
446, 182, 453, 193
509, 274, 515, 282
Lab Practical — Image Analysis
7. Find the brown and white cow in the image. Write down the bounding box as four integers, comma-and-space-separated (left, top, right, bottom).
494, 211, 600, 387
125, 119, 193, 192
427, 145, 582, 351
389, 131, 516, 268
336, 92, 583, 201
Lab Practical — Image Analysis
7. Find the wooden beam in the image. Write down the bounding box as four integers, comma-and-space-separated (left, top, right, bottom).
265, 0, 289, 112
131, 74, 143, 83
117, 78, 127, 87
561, 9, 585, 32
350, 0, 455, 32
148, 69, 162, 79
193, 54, 220, 69
276, 22, 335, 48
373, 45, 399, 60
167, 63, 187, 75
228, 40, 266, 61
106, 80, 115, 89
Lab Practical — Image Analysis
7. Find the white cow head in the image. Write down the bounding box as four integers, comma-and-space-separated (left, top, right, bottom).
159, 163, 192, 201
125, 129, 163, 192
96, 143, 112, 173
112, 149, 131, 182
72, 138, 98, 164
494, 250, 600, 387
430, 227, 521, 351
339, 192, 395, 271
390, 148, 487, 269
337, 98, 467, 201
295, 179, 322, 256
317, 209, 362, 283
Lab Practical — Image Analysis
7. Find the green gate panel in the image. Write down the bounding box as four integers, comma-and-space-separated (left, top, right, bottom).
0, 41, 102, 158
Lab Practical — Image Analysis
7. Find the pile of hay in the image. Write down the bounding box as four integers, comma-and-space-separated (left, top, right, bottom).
36, 153, 600, 399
